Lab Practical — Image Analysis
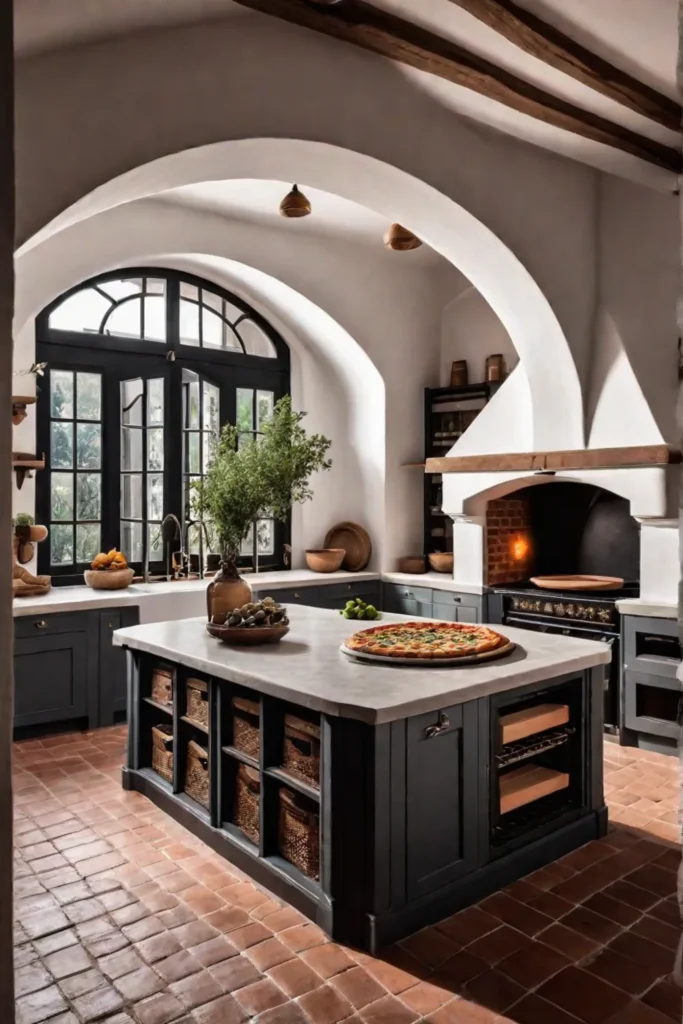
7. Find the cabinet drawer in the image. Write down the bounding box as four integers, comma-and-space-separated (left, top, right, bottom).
623, 616, 681, 681
623, 668, 682, 741
15, 611, 88, 639
389, 584, 432, 604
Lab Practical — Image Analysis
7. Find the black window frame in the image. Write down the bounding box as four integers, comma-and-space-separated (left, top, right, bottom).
36, 268, 290, 585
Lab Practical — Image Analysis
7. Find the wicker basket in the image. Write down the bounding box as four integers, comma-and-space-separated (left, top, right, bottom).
186, 678, 209, 727
234, 764, 260, 846
232, 697, 260, 759
185, 739, 210, 809
278, 787, 320, 881
283, 714, 320, 789
151, 666, 173, 706
151, 724, 173, 783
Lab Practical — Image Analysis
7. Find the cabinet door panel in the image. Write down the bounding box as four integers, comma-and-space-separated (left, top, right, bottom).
100, 608, 139, 725
406, 702, 478, 900
14, 633, 88, 728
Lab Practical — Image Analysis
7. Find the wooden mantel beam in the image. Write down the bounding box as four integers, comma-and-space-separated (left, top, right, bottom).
445, 0, 681, 132
232, 0, 681, 173
425, 445, 682, 474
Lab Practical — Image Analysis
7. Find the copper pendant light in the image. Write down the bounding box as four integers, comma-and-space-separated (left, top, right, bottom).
384, 223, 422, 251
280, 184, 312, 219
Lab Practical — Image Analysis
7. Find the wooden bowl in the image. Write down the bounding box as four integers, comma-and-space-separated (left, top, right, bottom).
428, 552, 454, 574
305, 548, 346, 573
206, 622, 290, 645
530, 575, 624, 592
84, 567, 135, 590
324, 522, 372, 572
397, 556, 427, 574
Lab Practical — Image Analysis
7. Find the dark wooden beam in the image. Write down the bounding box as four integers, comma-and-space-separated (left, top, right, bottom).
445, 0, 681, 132
233, 0, 681, 173
426, 445, 682, 474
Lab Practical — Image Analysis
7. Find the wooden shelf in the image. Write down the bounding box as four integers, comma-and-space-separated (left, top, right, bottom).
180, 715, 209, 735
142, 697, 173, 717
12, 457, 45, 489
222, 744, 259, 770
500, 704, 569, 745
265, 766, 320, 802
426, 444, 682, 475
12, 395, 36, 426
500, 764, 569, 814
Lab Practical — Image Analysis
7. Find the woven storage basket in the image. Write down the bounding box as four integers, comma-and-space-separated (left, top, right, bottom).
232, 696, 260, 759
151, 724, 173, 783
151, 666, 173, 706
278, 787, 320, 880
234, 764, 260, 846
186, 678, 209, 727
185, 739, 210, 809
283, 714, 320, 788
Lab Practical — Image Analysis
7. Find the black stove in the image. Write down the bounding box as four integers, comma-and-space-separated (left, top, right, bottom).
488, 580, 640, 735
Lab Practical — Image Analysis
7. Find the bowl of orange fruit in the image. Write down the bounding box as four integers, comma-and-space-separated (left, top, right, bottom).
84, 549, 134, 590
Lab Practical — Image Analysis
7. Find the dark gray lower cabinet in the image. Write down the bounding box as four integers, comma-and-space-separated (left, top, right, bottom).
621, 615, 681, 753
255, 581, 381, 612
382, 584, 433, 618
432, 590, 486, 623
13, 606, 140, 732
405, 703, 477, 900
383, 583, 487, 622
14, 630, 90, 729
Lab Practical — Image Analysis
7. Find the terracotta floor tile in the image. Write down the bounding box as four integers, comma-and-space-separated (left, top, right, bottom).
498, 940, 570, 989
33, 929, 78, 957
364, 951, 426, 994
561, 906, 623, 946
641, 979, 683, 1022
15, 962, 53, 998
608, 932, 674, 976
602, 882, 660, 913
359, 993, 420, 1024
466, 926, 530, 966
247, 937, 294, 972
399, 928, 459, 969
169, 968, 224, 1010
538, 966, 631, 1024
584, 946, 665, 996
63, 896, 107, 924
400, 980, 453, 1015
330, 965, 386, 1009
436, 907, 500, 946
278, 923, 330, 953
58, 968, 109, 1000
98, 947, 146, 980
301, 941, 355, 979
203, 907, 251, 935
432, 950, 488, 990
155, 950, 203, 984
16, 984, 69, 1024
268, 956, 323, 996
581, 893, 643, 928
629, 914, 680, 953
84, 930, 131, 958
114, 965, 166, 1001
133, 991, 187, 1024
234, 977, 289, 1016
209, 954, 262, 992
601, 1001, 677, 1024
648, 899, 681, 928
463, 967, 527, 1014
299, 983, 356, 1023
190, 936, 239, 968
253, 1002, 309, 1024
478, 893, 553, 937
526, 889, 575, 920
43, 945, 91, 980
157, 904, 196, 930
72, 983, 126, 1022
625, 866, 677, 900
122, 915, 166, 943
509, 993, 585, 1024
261, 907, 308, 932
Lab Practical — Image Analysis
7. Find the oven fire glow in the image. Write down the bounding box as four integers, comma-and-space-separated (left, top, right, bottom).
511, 535, 530, 561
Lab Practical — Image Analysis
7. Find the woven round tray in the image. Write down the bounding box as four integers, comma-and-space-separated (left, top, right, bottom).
340, 639, 516, 667
206, 622, 289, 645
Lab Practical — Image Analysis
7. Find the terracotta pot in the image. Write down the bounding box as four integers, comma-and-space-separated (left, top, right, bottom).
305, 548, 345, 573
206, 559, 253, 624
397, 556, 427, 574
84, 567, 135, 590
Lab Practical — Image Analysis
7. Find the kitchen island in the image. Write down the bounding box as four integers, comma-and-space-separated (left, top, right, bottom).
114, 608, 610, 951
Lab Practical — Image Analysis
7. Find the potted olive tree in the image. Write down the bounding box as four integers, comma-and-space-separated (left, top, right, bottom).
192, 396, 331, 623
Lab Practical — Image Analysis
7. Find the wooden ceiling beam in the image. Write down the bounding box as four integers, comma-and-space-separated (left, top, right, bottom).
232, 0, 681, 173
445, 0, 681, 132
425, 445, 682, 474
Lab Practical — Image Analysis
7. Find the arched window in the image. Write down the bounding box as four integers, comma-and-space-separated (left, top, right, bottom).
36, 269, 290, 583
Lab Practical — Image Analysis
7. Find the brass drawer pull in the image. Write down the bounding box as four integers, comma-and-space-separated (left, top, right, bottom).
35, 620, 47, 629
425, 712, 450, 739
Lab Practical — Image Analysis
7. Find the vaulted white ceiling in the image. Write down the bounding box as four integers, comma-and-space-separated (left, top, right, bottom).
14, 0, 680, 189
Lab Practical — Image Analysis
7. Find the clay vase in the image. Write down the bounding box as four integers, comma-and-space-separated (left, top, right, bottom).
206, 558, 253, 624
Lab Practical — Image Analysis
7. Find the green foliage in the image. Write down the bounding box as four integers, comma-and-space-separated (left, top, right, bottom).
191, 396, 332, 560
13, 513, 34, 527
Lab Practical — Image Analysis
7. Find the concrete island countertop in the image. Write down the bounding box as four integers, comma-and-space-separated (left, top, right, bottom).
12, 570, 380, 619
616, 597, 677, 620
114, 606, 610, 725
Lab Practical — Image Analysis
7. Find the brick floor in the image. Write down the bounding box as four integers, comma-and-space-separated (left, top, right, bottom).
12, 727, 683, 1024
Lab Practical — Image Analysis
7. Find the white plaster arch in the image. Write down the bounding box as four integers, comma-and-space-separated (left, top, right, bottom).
16, 139, 583, 452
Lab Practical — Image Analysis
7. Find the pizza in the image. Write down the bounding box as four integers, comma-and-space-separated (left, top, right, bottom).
344, 621, 509, 660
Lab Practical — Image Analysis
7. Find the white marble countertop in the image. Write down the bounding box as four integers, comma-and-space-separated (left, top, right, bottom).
616, 598, 678, 620
382, 572, 488, 595
12, 569, 381, 617
113, 607, 610, 724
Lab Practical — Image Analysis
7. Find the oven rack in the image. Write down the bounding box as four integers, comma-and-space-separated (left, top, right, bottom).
496, 726, 575, 769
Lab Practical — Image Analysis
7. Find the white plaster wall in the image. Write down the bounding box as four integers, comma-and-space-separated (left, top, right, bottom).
588, 175, 680, 447
15, 14, 600, 450
14, 200, 459, 568
440, 279, 519, 388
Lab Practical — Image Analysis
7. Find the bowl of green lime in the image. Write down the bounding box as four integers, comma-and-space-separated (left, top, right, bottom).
339, 597, 381, 621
